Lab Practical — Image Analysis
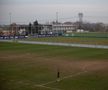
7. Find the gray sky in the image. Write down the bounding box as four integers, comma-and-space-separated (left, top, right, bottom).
0, 0, 108, 24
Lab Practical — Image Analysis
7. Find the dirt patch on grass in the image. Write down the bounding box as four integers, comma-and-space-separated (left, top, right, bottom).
0, 52, 41, 61
0, 52, 108, 74
21, 55, 108, 76
56, 60, 108, 71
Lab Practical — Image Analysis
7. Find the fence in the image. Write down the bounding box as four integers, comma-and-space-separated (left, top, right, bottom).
0, 25, 108, 46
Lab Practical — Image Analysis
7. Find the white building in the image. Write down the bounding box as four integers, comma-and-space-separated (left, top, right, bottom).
40, 23, 77, 34
18, 28, 26, 35
40, 24, 52, 34
52, 24, 76, 34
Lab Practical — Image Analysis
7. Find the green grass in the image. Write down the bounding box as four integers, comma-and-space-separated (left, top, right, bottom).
64, 32, 108, 38
24, 36, 108, 45
0, 42, 108, 60
48, 71, 108, 90
0, 42, 108, 90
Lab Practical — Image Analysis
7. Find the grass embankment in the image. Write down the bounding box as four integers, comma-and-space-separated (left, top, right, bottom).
0, 42, 108, 90
24, 36, 108, 45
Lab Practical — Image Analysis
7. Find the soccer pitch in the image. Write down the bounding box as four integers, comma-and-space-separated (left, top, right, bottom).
0, 42, 108, 90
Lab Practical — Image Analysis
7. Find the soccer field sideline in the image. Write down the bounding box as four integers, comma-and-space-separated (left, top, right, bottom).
0, 40, 108, 49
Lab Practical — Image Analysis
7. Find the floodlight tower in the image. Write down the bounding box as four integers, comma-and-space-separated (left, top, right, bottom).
9, 12, 12, 25
9, 12, 12, 34
78, 13, 83, 23
78, 13, 83, 29
56, 12, 58, 24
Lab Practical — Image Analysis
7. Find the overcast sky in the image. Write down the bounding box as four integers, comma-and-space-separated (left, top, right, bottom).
0, 0, 108, 24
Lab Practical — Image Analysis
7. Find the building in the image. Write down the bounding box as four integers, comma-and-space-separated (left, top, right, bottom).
40, 24, 52, 34
40, 23, 77, 35
52, 23, 77, 34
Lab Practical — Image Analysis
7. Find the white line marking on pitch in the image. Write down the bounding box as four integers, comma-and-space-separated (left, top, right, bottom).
41, 70, 88, 86
35, 84, 61, 90
59, 71, 87, 81
41, 80, 57, 86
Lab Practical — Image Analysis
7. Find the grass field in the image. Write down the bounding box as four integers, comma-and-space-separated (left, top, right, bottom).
24, 36, 108, 45
64, 32, 108, 38
0, 42, 108, 90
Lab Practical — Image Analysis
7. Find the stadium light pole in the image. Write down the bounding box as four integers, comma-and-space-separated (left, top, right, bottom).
9, 12, 12, 37
9, 12, 12, 25
56, 12, 58, 23
78, 13, 83, 30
